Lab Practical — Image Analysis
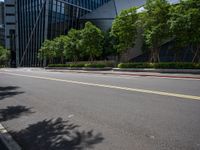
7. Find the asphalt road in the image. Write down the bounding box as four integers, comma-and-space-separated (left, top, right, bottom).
0, 68, 200, 150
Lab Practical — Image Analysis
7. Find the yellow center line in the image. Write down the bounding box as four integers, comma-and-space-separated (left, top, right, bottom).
1, 71, 200, 101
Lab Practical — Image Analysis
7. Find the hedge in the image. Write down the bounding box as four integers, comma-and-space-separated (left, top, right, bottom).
0, 65, 6, 68
118, 62, 200, 69
48, 63, 85, 68
48, 62, 200, 69
48, 62, 110, 68
84, 63, 106, 68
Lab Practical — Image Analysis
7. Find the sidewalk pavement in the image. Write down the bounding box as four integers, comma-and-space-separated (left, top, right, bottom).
46, 69, 200, 80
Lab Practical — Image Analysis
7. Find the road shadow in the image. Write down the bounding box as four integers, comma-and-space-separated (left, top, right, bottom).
0, 86, 19, 91
0, 86, 24, 100
0, 106, 33, 122
11, 118, 104, 150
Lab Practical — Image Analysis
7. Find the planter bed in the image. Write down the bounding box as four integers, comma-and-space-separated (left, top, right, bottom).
113, 68, 200, 74
45, 67, 112, 71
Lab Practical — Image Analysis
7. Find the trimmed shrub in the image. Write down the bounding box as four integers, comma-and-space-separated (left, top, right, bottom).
84, 63, 106, 68
69, 63, 85, 68
118, 62, 200, 69
48, 61, 115, 68
48, 64, 70, 67
48, 63, 84, 68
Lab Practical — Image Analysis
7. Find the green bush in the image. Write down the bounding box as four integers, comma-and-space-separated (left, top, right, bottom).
118, 63, 152, 68
69, 63, 85, 68
84, 63, 106, 68
48, 64, 70, 67
47, 63, 85, 68
0, 65, 5, 68
118, 63, 200, 69
48, 61, 115, 68
47, 63, 106, 68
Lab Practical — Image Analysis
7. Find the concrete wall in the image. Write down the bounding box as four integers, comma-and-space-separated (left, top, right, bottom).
114, 0, 146, 13
81, 0, 116, 31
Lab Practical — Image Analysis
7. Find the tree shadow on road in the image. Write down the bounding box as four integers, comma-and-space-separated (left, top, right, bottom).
0, 86, 19, 91
11, 118, 104, 150
0, 106, 33, 122
0, 86, 24, 100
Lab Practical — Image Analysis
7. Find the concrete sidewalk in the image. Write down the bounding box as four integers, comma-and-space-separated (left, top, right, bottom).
2, 67, 200, 80
46, 69, 200, 80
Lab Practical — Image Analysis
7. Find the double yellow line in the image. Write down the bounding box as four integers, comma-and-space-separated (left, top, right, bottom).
1, 72, 200, 101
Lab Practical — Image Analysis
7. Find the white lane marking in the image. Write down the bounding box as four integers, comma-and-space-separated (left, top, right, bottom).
1, 72, 200, 101
2, 68, 200, 81
19, 70, 138, 80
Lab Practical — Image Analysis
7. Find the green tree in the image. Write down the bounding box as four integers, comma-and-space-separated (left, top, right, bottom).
102, 30, 117, 60
38, 40, 56, 64
81, 22, 104, 61
169, 0, 200, 62
0, 46, 10, 66
142, 0, 170, 62
111, 7, 138, 60
63, 29, 82, 62
54, 36, 66, 64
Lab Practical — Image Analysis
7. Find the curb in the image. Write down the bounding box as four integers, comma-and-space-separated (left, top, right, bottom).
0, 124, 21, 150
111, 72, 200, 80
113, 68, 200, 74
45, 67, 200, 74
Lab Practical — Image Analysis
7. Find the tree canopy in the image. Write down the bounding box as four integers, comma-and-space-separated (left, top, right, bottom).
0, 46, 10, 66
54, 36, 66, 63
63, 29, 82, 62
38, 0, 200, 65
38, 40, 56, 64
81, 22, 104, 61
111, 7, 138, 56
142, 0, 170, 62
169, 0, 200, 62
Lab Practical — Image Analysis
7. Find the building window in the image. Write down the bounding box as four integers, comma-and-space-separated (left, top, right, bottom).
5, 4, 15, 7
6, 13, 15, 16
6, 22, 16, 25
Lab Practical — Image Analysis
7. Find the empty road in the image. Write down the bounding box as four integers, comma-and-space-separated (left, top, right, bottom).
0, 68, 200, 150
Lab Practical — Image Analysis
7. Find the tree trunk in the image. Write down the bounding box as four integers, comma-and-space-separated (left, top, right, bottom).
150, 49, 154, 62
89, 54, 94, 62
156, 48, 160, 62
192, 44, 200, 63
61, 56, 64, 64
150, 47, 160, 63
116, 53, 120, 63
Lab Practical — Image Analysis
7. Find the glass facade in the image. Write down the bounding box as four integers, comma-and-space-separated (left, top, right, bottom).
16, 0, 111, 67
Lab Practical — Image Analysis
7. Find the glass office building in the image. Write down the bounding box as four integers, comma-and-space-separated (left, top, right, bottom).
16, 0, 111, 66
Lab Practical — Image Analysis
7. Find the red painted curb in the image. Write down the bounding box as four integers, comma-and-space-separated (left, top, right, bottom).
115, 73, 200, 79
78, 71, 200, 80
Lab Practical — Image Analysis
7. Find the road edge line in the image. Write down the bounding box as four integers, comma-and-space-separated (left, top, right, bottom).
1, 71, 200, 101
0, 124, 21, 150
46, 69, 200, 81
